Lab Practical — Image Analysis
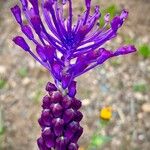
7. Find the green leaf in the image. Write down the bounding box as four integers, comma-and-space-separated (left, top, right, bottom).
0, 79, 7, 89
105, 5, 118, 18
138, 44, 150, 58
99, 4, 119, 27
0, 109, 5, 135
133, 83, 147, 93
0, 125, 5, 135
90, 134, 112, 149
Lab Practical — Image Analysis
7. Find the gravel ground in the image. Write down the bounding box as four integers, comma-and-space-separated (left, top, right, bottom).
0, 0, 150, 150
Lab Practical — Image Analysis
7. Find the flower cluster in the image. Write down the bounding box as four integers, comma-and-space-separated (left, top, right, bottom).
11, 0, 136, 149
38, 82, 83, 150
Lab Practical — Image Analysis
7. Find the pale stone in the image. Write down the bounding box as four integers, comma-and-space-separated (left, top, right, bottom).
142, 103, 150, 113
0, 65, 6, 74
82, 99, 90, 106
22, 77, 31, 85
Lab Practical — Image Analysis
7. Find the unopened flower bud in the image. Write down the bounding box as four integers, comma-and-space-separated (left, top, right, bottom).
42, 95, 51, 109
68, 143, 79, 150
71, 98, 82, 110
74, 111, 83, 122
50, 103, 63, 117
42, 127, 55, 148
65, 121, 79, 139
63, 108, 75, 123
41, 109, 52, 126
37, 137, 48, 150
38, 118, 44, 128
50, 91, 63, 103
71, 126, 83, 143
46, 82, 57, 92
52, 118, 64, 136
56, 136, 69, 150
61, 96, 72, 109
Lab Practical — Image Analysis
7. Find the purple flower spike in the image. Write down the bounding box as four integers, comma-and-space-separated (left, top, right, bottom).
12, 0, 136, 149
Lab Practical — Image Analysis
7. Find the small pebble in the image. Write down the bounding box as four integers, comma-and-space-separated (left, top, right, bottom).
142, 103, 150, 113
0, 65, 6, 74
22, 77, 31, 85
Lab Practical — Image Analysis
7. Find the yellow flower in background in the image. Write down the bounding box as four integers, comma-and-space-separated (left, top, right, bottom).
100, 106, 112, 120
79, 147, 85, 150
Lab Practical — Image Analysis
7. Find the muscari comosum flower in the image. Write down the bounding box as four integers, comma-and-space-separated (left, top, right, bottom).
11, 0, 136, 149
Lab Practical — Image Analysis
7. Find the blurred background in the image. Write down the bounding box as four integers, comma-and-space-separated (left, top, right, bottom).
0, 0, 150, 150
